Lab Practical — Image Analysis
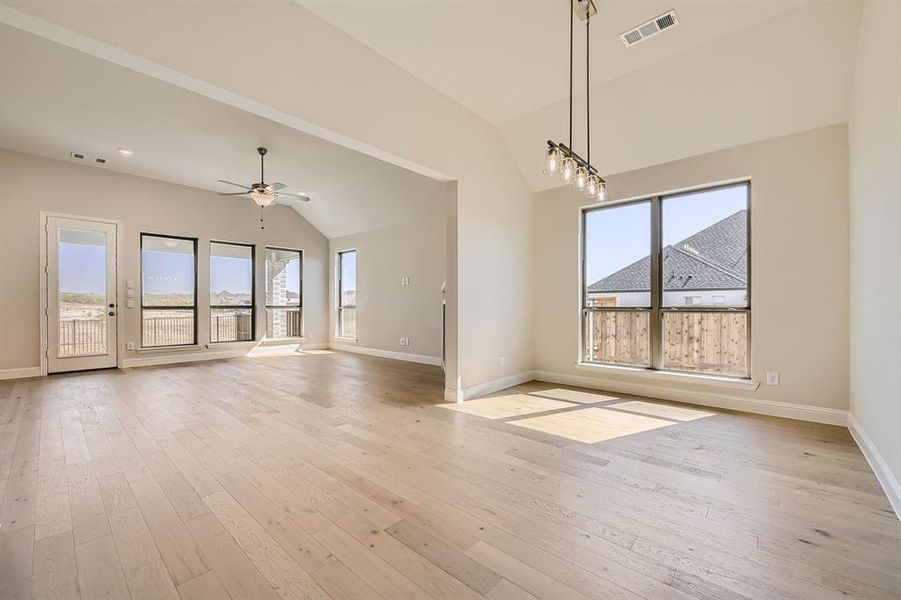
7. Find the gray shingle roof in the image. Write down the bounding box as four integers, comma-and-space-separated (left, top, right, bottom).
587, 210, 747, 293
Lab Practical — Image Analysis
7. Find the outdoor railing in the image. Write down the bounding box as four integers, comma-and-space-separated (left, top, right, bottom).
211, 313, 253, 343
59, 319, 107, 357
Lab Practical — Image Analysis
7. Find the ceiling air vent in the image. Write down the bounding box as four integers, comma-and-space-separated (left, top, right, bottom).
620, 10, 679, 47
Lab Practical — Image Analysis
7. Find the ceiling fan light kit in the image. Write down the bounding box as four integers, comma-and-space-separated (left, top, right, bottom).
544, 0, 607, 202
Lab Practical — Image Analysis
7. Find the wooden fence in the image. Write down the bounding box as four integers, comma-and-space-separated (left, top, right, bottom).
585, 310, 748, 377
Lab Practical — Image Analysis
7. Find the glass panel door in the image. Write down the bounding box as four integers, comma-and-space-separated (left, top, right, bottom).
47, 217, 118, 373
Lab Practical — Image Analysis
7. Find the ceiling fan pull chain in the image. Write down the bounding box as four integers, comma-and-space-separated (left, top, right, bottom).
260, 205, 265, 230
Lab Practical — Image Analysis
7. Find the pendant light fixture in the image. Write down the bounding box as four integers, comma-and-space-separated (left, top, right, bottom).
543, 0, 607, 202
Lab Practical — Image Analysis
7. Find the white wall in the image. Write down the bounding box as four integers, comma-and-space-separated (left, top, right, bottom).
328, 209, 448, 362
0, 149, 329, 372
533, 125, 849, 416
2, 2, 535, 396
848, 1, 901, 500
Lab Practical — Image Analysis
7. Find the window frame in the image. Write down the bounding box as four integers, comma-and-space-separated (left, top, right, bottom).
264, 246, 304, 339
140, 232, 198, 348
336, 249, 357, 340
580, 180, 751, 379
209, 240, 256, 344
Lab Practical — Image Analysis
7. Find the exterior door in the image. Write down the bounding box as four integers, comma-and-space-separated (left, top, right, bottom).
47, 216, 118, 373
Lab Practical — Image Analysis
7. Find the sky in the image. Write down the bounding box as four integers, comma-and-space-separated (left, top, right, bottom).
61, 188, 739, 297
340, 251, 356, 291
59, 242, 106, 294
60, 247, 302, 296
210, 256, 251, 294
142, 251, 195, 296
584, 185, 747, 285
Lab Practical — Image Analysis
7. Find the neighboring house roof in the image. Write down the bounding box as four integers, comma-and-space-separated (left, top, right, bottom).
588, 210, 747, 293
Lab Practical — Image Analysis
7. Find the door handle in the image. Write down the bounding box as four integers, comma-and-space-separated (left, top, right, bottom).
108, 311, 116, 316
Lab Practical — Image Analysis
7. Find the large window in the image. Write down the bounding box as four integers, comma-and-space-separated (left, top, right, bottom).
582, 182, 750, 378
265, 248, 302, 338
210, 241, 254, 343
337, 250, 356, 339
141, 234, 197, 347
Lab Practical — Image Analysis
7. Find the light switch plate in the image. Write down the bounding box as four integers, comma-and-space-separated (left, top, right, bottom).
126, 299, 135, 309
126, 279, 134, 289
126, 342, 135, 350
766, 371, 780, 385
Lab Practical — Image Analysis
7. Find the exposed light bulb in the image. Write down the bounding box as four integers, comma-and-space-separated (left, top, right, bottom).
586, 174, 600, 198
574, 166, 588, 190
251, 189, 274, 207
561, 157, 576, 183
543, 147, 562, 175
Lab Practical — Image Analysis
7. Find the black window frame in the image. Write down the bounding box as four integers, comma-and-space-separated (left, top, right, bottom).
337, 249, 357, 339
140, 232, 198, 348
209, 240, 256, 344
264, 246, 303, 339
580, 180, 751, 379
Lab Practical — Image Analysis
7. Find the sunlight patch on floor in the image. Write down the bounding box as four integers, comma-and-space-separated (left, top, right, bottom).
441, 393, 575, 419
528, 387, 621, 404
606, 400, 715, 421
510, 406, 675, 444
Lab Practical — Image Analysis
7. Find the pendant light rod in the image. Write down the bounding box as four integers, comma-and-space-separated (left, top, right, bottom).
586, 13, 590, 165
568, 0, 573, 148
257, 146, 267, 184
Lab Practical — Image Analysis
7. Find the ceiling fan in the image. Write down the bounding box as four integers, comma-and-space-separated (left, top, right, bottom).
217, 147, 310, 207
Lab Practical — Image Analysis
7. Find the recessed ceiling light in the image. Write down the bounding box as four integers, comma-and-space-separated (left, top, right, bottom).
117, 147, 135, 156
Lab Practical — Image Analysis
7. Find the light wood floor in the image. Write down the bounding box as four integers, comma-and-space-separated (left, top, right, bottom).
1, 351, 899, 600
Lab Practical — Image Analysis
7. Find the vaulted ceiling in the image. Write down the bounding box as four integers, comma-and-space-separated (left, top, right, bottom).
301, 0, 811, 126
1, 0, 863, 206
303, 0, 861, 191
0, 24, 447, 238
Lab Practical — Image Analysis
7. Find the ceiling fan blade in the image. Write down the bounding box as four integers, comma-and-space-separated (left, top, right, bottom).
217, 179, 251, 190
275, 192, 310, 202
268, 182, 286, 192
219, 191, 250, 196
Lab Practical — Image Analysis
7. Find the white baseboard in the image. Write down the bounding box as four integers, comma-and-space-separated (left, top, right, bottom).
328, 342, 442, 367
0, 367, 42, 380
451, 371, 534, 402
848, 413, 901, 520
531, 370, 848, 426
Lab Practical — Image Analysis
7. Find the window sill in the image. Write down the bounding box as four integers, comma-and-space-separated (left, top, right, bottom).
574, 362, 760, 391
260, 336, 310, 344
136, 344, 202, 354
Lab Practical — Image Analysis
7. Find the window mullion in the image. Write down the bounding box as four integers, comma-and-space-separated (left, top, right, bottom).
650, 196, 663, 370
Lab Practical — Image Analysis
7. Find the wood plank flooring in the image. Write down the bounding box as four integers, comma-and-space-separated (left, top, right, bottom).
1, 350, 899, 599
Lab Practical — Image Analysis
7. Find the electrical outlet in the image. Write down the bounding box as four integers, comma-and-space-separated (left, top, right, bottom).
126, 342, 135, 351
126, 279, 134, 289
766, 371, 780, 386
400, 276, 410, 286
399, 337, 410, 347
126, 299, 134, 309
